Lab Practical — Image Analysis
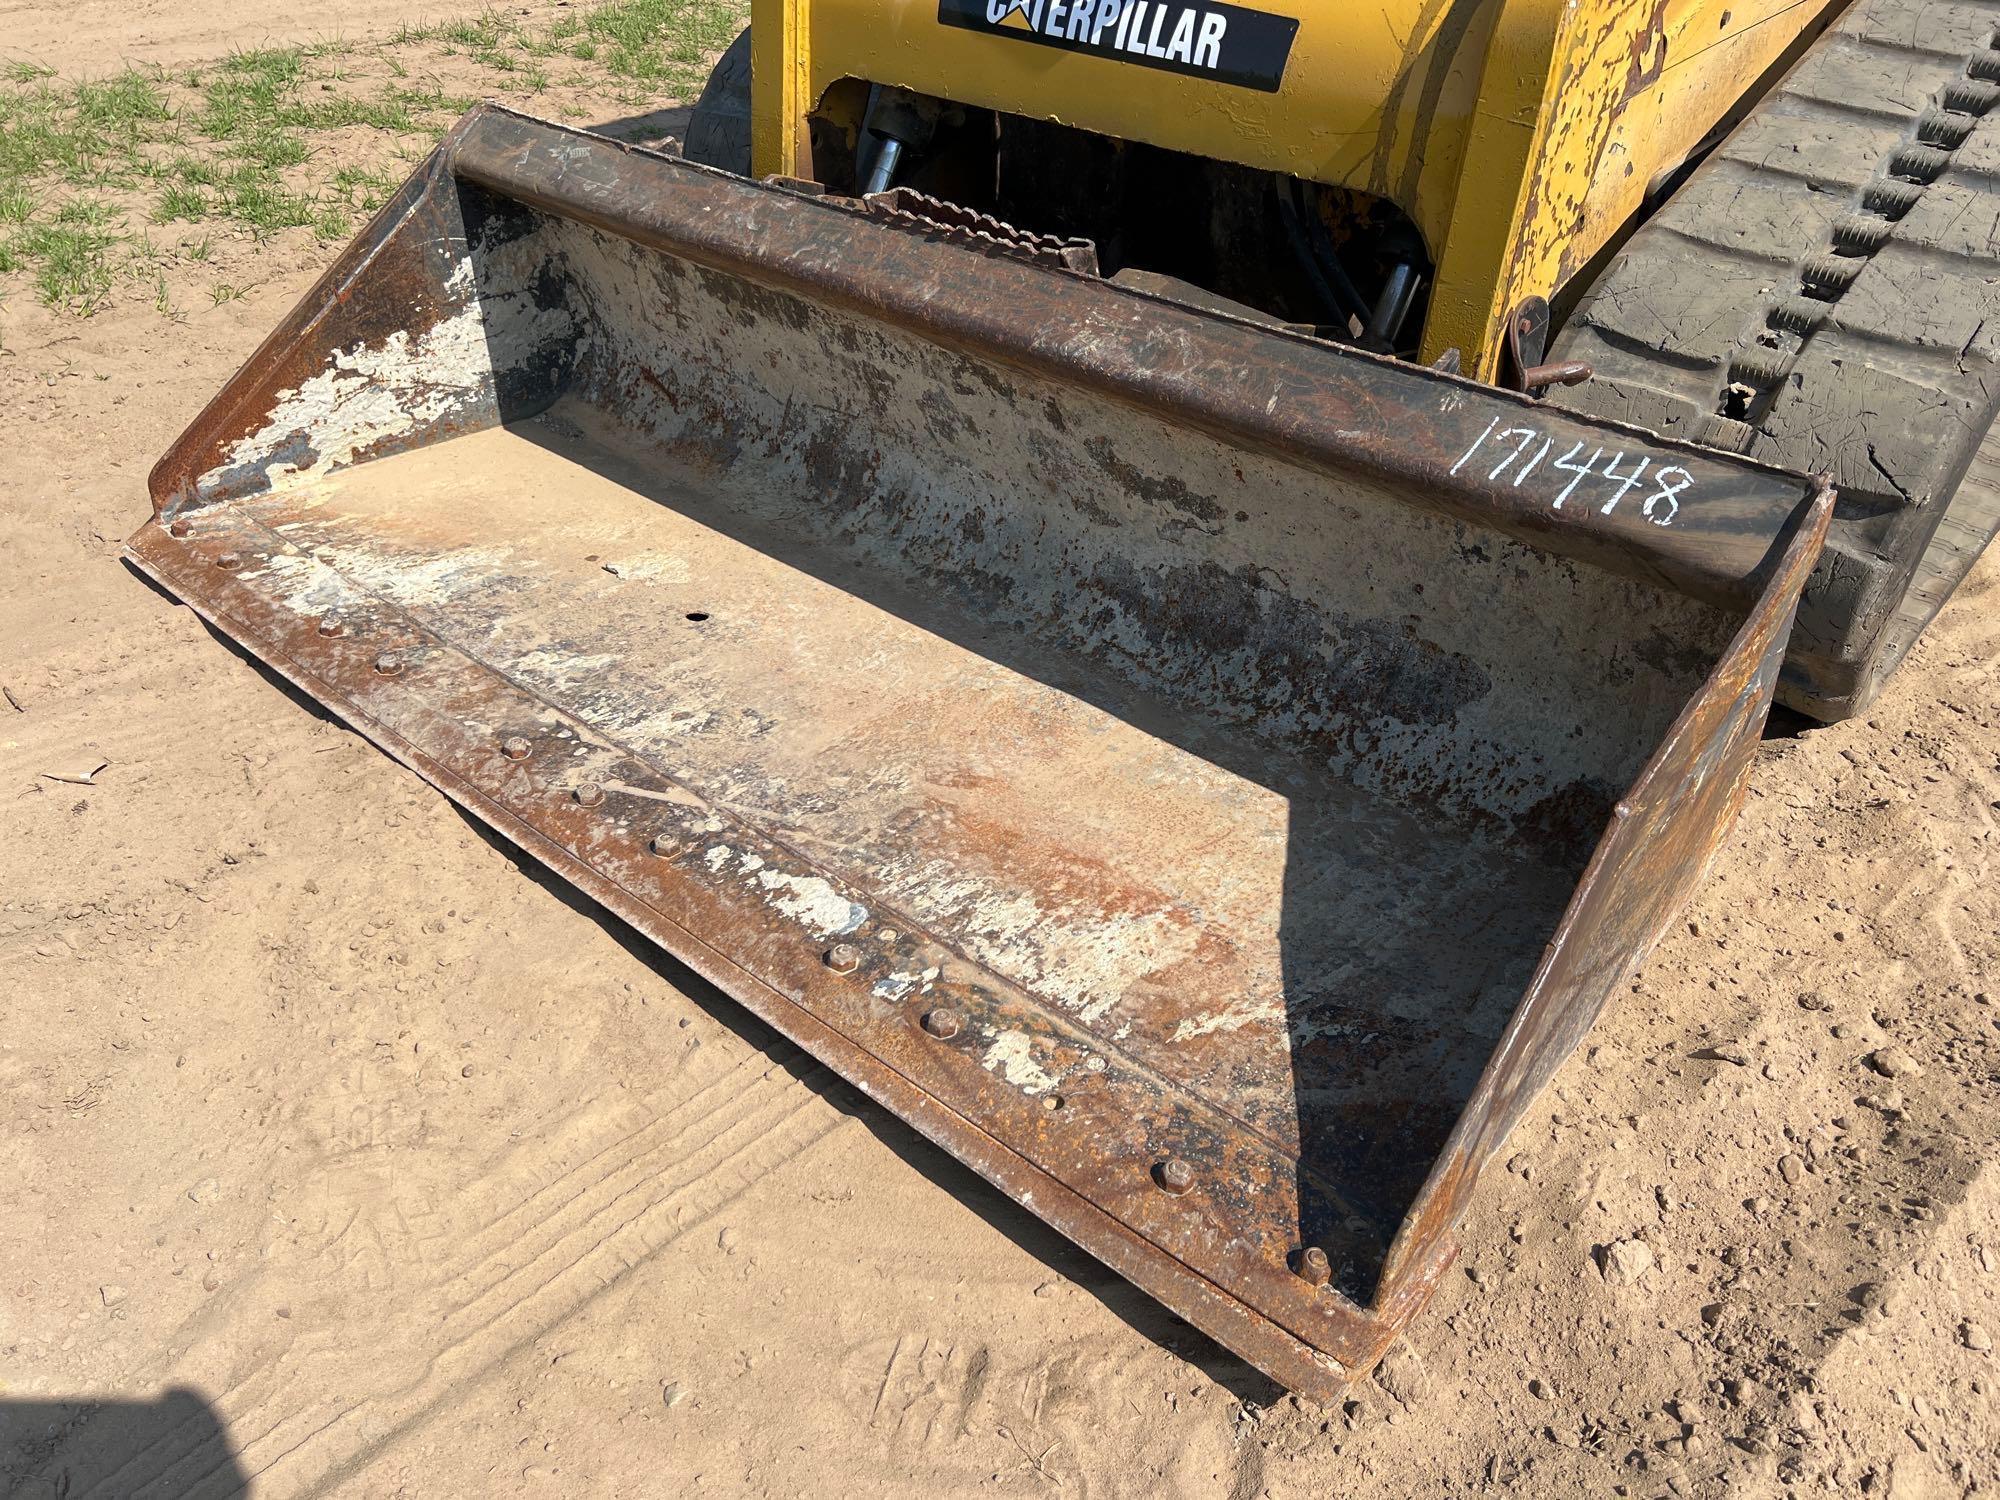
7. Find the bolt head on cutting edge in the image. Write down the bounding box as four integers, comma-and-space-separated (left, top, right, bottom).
1292, 1245, 1332, 1288
372, 652, 404, 676
501, 735, 533, 761
920, 1008, 962, 1040
1153, 1158, 1195, 1195
824, 942, 862, 974
573, 781, 605, 807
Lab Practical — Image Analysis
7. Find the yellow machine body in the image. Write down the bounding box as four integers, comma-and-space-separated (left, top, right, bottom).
750, 0, 1842, 376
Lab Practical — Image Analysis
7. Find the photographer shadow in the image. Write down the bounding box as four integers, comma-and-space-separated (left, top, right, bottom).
2, 1388, 245, 1500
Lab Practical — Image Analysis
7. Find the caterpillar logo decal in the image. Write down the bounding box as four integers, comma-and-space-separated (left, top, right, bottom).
937, 0, 1298, 93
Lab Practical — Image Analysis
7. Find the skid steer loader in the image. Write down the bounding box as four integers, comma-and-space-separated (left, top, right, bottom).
130, 0, 2000, 1397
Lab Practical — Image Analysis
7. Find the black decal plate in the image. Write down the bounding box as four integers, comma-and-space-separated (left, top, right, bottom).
937, 0, 1297, 93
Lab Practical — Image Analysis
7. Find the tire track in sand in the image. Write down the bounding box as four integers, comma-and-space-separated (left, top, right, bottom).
63, 1043, 841, 1499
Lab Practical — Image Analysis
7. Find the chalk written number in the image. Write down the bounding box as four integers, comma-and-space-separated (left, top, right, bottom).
1450, 419, 1691, 527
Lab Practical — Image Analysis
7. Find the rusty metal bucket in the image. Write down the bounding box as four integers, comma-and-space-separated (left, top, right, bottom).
128, 106, 1832, 1398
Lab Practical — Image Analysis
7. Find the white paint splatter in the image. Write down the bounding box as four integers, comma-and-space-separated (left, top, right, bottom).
244, 533, 534, 616
979, 1029, 1059, 1096
876, 860, 1195, 1024
1171, 995, 1286, 1043
219, 317, 487, 490
209, 267, 573, 495
243, 551, 340, 614
509, 647, 621, 686
870, 966, 938, 1003
592, 550, 691, 586
752, 866, 866, 937
596, 703, 716, 744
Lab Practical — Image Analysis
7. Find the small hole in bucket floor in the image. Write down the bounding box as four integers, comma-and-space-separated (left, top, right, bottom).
685, 611, 710, 622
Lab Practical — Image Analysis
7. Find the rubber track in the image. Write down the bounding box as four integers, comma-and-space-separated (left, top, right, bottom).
1553, 0, 2000, 716
682, 29, 753, 176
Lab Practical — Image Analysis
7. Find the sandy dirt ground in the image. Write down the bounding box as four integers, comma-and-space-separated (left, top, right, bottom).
0, 0, 479, 72
4, 7, 2000, 1498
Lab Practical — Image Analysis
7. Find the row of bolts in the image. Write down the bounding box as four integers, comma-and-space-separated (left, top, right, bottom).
180, 519, 1337, 1294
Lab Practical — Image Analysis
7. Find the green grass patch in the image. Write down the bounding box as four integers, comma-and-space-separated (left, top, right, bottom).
72, 69, 173, 129
386, 0, 740, 93
2, 0, 747, 315
218, 172, 322, 235
574, 0, 742, 88
0, 45, 437, 298
20, 220, 117, 309
437, 14, 513, 50
169, 155, 222, 186
332, 163, 396, 215
154, 180, 209, 221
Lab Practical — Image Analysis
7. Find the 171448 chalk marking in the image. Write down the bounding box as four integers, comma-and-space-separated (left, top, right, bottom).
1450, 418, 1691, 526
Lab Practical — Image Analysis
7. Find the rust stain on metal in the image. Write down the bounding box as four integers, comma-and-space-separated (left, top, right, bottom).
1619, 0, 1673, 110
